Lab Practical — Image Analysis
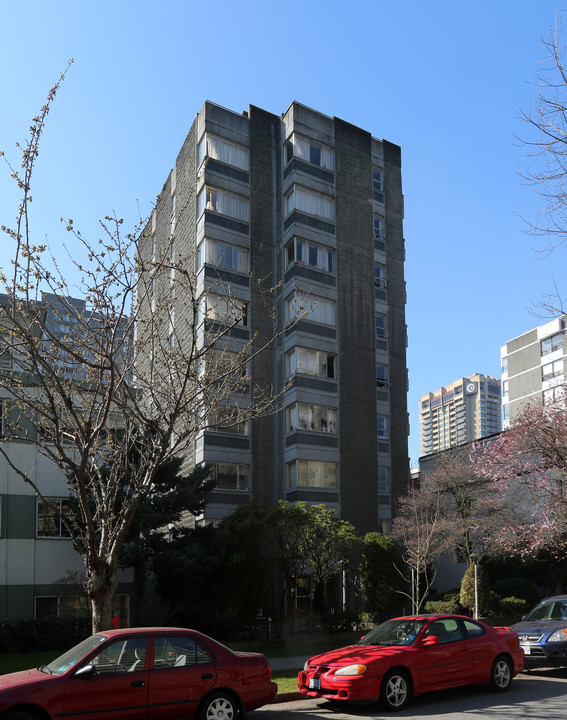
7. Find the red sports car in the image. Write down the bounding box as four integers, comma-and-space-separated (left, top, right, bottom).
0, 627, 277, 720
298, 614, 524, 710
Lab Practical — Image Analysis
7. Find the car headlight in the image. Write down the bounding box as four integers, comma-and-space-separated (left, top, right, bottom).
549, 629, 567, 642
303, 660, 310, 671
334, 664, 367, 676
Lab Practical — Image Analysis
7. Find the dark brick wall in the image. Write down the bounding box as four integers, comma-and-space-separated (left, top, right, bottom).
334, 118, 379, 533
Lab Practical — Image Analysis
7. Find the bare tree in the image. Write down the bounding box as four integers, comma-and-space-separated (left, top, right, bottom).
391, 485, 452, 613
518, 17, 567, 314
0, 68, 299, 632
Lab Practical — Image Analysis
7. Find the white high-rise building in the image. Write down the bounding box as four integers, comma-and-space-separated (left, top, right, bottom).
501, 315, 566, 428
419, 373, 502, 457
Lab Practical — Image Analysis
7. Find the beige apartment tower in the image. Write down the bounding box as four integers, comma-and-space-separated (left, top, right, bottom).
419, 373, 501, 457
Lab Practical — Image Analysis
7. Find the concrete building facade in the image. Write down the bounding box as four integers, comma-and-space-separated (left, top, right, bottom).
140, 101, 409, 534
501, 315, 567, 427
419, 373, 501, 457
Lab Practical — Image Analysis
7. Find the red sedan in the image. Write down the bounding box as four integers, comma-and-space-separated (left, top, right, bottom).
298, 614, 524, 711
0, 627, 277, 720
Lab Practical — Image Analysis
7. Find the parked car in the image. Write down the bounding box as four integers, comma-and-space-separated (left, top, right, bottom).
298, 614, 524, 711
510, 594, 567, 667
0, 626, 277, 720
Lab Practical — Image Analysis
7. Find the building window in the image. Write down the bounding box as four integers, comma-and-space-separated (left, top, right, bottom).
376, 363, 388, 388
286, 238, 334, 273
285, 133, 334, 170
377, 415, 389, 439
198, 186, 249, 222
286, 403, 337, 433
206, 405, 249, 435
378, 467, 390, 493
542, 359, 564, 381
199, 293, 248, 328
0, 331, 11, 368
210, 462, 249, 491
35, 594, 90, 620
37, 498, 72, 538
372, 168, 384, 204
196, 238, 249, 274
287, 346, 336, 379
284, 186, 335, 222
374, 263, 387, 287
541, 332, 563, 356
287, 460, 337, 489
373, 215, 385, 239
286, 292, 336, 326
501, 356, 508, 374
376, 313, 388, 338
198, 133, 249, 171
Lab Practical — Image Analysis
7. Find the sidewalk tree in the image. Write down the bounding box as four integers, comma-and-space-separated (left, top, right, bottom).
0, 68, 298, 632
360, 532, 405, 621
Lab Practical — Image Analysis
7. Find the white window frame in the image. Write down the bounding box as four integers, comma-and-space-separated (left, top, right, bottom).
541, 332, 563, 356
36, 497, 72, 539
287, 346, 336, 379
542, 359, 564, 381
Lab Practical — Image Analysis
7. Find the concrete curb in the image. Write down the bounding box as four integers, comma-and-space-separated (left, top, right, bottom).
272, 692, 304, 703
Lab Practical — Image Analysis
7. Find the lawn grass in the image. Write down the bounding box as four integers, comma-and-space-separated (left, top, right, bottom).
272, 669, 299, 694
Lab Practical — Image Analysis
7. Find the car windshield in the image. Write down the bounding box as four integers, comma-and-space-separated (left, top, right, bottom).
358, 618, 428, 647
45, 634, 108, 675
525, 599, 567, 622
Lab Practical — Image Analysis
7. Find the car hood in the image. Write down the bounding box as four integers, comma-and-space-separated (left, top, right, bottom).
0, 668, 50, 692
510, 619, 567, 638
307, 644, 408, 666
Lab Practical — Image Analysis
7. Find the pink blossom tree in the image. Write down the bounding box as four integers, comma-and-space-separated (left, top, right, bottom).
473, 389, 567, 558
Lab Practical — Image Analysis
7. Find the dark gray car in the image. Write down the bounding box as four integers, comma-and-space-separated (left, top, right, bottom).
511, 595, 567, 667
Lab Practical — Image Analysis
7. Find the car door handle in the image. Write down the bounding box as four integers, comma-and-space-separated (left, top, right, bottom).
131, 681, 145, 687
201, 673, 214, 679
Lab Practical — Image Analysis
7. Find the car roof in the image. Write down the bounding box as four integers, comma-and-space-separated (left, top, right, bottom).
95, 627, 203, 638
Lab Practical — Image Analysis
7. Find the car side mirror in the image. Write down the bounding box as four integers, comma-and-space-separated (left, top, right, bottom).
421, 636, 440, 646
74, 663, 96, 678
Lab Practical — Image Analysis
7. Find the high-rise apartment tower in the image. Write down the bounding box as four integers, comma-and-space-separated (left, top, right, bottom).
139, 101, 409, 534
419, 373, 501, 457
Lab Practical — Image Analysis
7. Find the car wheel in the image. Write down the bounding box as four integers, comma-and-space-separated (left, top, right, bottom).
490, 655, 513, 692
200, 691, 240, 720
380, 669, 411, 711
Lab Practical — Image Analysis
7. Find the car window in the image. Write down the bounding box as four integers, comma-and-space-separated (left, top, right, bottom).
153, 635, 213, 669
91, 638, 148, 674
525, 600, 567, 621
423, 618, 464, 644
462, 619, 486, 639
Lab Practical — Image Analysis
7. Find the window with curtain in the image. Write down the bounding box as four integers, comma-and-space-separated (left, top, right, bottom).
198, 186, 249, 222
287, 346, 336, 379
287, 460, 338, 488
286, 402, 337, 433
200, 294, 248, 327
286, 237, 334, 273
196, 238, 249, 274
286, 292, 336, 326
211, 462, 249, 491
285, 133, 334, 170
284, 186, 335, 222
198, 133, 249, 171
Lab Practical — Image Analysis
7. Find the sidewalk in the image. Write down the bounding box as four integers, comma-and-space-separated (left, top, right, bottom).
268, 655, 308, 671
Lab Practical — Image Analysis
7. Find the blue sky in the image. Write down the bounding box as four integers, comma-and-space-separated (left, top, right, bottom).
0, 0, 564, 464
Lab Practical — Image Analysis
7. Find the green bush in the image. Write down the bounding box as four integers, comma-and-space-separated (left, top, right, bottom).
490, 594, 530, 615
0, 617, 91, 654
490, 577, 540, 609
425, 590, 462, 615
460, 564, 491, 615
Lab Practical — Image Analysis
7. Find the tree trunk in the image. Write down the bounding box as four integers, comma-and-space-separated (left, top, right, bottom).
85, 560, 119, 633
